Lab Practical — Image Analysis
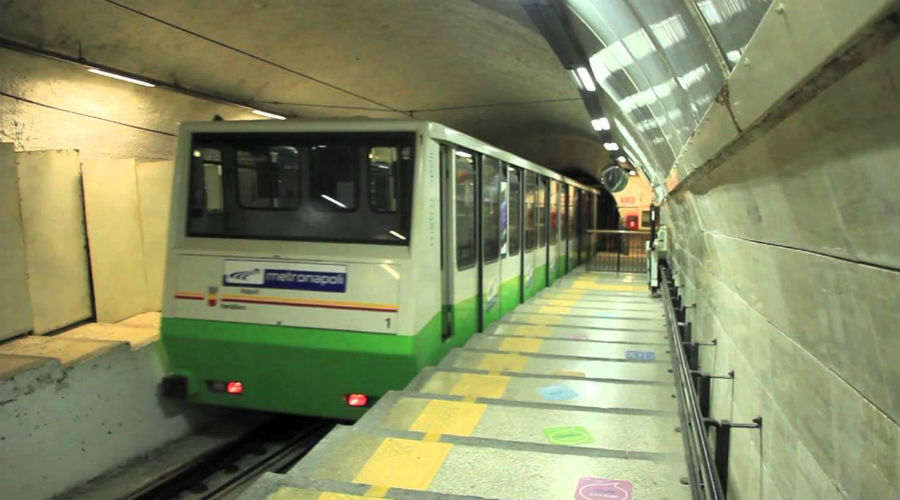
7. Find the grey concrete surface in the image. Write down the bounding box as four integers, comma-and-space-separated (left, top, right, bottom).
0, 340, 224, 500
661, 13, 900, 500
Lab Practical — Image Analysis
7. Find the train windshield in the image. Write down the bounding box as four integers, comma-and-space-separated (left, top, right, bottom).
187, 132, 415, 245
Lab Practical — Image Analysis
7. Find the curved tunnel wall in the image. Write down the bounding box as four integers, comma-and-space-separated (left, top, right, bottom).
662, 17, 899, 500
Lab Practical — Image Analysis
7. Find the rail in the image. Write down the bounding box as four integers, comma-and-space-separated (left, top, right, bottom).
660, 262, 723, 500
586, 229, 651, 273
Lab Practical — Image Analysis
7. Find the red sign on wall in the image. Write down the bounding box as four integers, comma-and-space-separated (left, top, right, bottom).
620, 196, 636, 205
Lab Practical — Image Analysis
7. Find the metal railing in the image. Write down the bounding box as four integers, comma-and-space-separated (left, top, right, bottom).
586, 229, 651, 273
661, 261, 763, 500
661, 262, 723, 500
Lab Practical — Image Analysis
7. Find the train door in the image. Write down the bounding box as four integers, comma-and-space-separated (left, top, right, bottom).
523, 171, 537, 299
447, 146, 479, 340
439, 145, 453, 340
555, 183, 566, 279
547, 180, 559, 286
535, 176, 548, 291
481, 156, 502, 327
570, 188, 580, 267
500, 164, 521, 316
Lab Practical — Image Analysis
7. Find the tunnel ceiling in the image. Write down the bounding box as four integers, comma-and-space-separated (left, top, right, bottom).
0, 0, 616, 184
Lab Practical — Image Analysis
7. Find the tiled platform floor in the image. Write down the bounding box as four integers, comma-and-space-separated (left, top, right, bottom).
240, 271, 689, 500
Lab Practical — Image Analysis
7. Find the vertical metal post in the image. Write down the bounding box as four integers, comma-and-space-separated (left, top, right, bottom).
682, 322, 692, 343
615, 233, 621, 274
686, 342, 700, 371
714, 422, 732, 499
698, 374, 711, 418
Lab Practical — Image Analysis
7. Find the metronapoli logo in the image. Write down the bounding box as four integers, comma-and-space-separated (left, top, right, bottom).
223, 259, 347, 293
227, 268, 261, 281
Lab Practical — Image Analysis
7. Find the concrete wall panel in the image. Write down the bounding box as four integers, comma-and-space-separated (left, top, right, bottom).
670, 233, 900, 499
82, 159, 150, 322
16, 150, 93, 333
136, 161, 175, 311
0, 143, 32, 340
0, 343, 221, 500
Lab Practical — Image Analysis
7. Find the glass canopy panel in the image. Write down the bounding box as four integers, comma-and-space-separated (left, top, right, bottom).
693, 0, 774, 68
570, 0, 680, 176
629, 1, 725, 124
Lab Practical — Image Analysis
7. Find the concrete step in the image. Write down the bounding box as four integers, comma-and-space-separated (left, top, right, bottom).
529, 296, 663, 311
277, 423, 690, 500
464, 333, 670, 362
515, 303, 665, 320
356, 391, 684, 456
504, 311, 667, 331
439, 348, 673, 383
406, 367, 678, 414
488, 322, 668, 345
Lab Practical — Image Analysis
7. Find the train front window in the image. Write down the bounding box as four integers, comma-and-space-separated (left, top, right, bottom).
236, 147, 301, 209
369, 147, 399, 213
310, 144, 357, 211
188, 132, 414, 244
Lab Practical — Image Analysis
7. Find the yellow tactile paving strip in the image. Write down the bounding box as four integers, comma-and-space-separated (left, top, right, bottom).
449, 373, 510, 399
409, 400, 487, 436
353, 438, 452, 490
477, 352, 528, 372
497, 337, 543, 353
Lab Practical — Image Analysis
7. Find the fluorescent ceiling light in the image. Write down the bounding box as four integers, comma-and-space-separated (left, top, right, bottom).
591, 117, 610, 131
252, 109, 286, 120
616, 155, 627, 163
320, 194, 347, 208
389, 230, 407, 241
455, 150, 472, 159
88, 68, 155, 87
569, 70, 583, 90
575, 67, 596, 92
603, 142, 620, 151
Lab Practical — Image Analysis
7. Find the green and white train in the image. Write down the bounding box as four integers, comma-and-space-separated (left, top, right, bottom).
160, 119, 602, 419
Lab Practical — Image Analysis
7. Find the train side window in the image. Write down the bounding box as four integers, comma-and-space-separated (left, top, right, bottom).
189, 147, 224, 216
310, 144, 357, 211
236, 146, 301, 209
549, 181, 558, 245
508, 168, 520, 256
368, 146, 399, 213
524, 171, 536, 251
537, 177, 547, 248
560, 185, 568, 243
482, 156, 501, 264
455, 150, 477, 270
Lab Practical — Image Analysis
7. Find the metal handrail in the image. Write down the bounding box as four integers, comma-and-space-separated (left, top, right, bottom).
661, 264, 724, 500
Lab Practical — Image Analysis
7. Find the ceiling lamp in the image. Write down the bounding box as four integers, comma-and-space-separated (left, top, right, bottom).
591, 117, 610, 131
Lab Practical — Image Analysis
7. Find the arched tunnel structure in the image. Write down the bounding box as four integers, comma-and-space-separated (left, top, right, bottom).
0, 1, 897, 499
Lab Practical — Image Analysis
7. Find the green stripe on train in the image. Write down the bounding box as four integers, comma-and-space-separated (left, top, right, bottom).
500, 276, 521, 316
161, 308, 466, 420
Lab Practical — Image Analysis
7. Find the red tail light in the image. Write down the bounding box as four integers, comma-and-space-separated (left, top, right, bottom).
226, 381, 243, 394
346, 393, 368, 407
